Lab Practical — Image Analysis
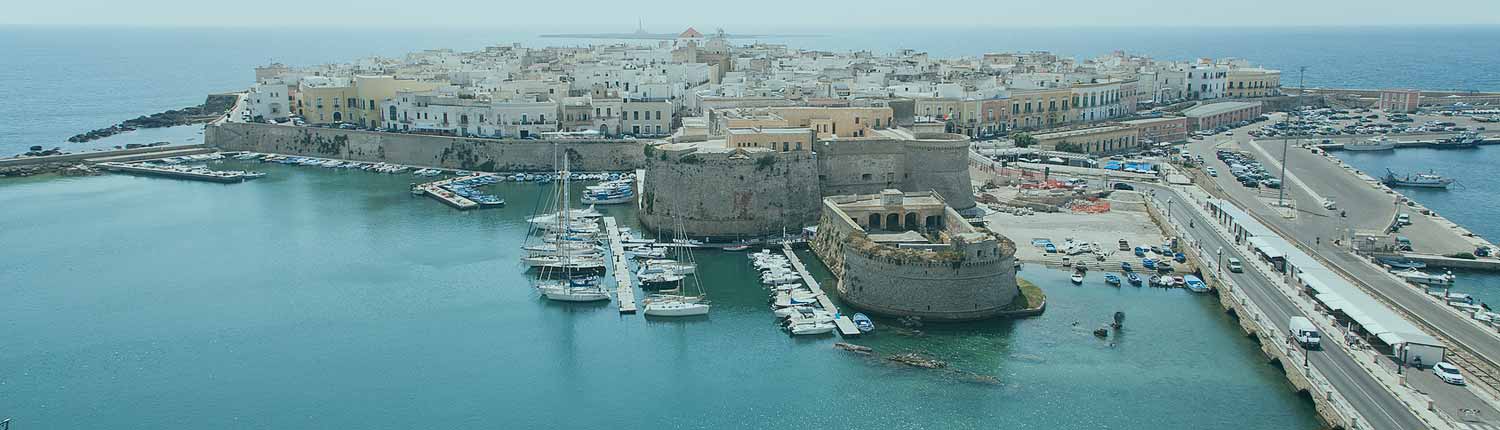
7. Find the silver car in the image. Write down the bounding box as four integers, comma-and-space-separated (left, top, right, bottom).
1434, 362, 1466, 386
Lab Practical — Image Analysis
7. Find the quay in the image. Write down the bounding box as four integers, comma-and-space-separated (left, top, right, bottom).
413, 174, 488, 210
603, 217, 637, 313
780, 243, 860, 336
96, 161, 262, 183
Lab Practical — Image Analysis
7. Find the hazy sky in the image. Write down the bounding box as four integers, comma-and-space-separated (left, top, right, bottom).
6, 0, 1500, 28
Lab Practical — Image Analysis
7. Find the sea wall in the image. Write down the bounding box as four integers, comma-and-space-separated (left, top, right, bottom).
637, 147, 821, 239
206, 122, 646, 172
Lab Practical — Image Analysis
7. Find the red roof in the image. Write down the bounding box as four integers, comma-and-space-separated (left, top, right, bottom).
679, 27, 702, 38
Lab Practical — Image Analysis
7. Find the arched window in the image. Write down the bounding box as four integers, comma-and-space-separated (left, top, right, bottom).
388, 106, 397, 121
332, 111, 342, 122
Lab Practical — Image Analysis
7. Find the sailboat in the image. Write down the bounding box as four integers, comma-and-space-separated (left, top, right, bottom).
642, 205, 710, 316
529, 152, 610, 302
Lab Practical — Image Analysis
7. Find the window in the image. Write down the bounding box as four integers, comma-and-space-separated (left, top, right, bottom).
633, 111, 639, 120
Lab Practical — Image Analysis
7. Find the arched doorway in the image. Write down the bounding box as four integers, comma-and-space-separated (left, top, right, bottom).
926, 215, 942, 231
332, 111, 342, 122
905, 213, 919, 230
599, 124, 610, 136
885, 214, 900, 230
867, 214, 881, 229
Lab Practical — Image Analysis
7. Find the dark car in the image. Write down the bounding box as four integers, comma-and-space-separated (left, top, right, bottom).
1112, 183, 1135, 191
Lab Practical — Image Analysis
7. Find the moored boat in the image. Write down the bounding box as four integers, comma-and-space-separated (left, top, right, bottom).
852, 313, 875, 333
1343, 135, 1396, 151
1104, 273, 1121, 285
1383, 169, 1455, 189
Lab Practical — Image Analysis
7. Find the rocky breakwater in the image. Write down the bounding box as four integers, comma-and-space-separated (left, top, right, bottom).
68, 94, 236, 143
1, 162, 101, 178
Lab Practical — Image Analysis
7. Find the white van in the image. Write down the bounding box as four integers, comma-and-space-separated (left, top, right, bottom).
1289, 316, 1321, 350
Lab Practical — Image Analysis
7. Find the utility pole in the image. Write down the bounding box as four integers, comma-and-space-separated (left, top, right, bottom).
1278, 66, 1306, 208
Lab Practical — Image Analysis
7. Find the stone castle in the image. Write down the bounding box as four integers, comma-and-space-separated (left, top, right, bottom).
810, 190, 1019, 321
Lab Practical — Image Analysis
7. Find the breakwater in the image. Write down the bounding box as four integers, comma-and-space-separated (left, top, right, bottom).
205, 122, 647, 172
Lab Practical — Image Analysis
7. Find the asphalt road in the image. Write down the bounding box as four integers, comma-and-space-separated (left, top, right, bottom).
1185, 130, 1500, 425
1140, 182, 1428, 430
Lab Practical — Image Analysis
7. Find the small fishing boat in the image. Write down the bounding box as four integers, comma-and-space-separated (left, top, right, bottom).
1126, 272, 1142, 286
1142, 258, 1156, 270
1104, 273, 1121, 286
788, 321, 836, 336
1376, 256, 1427, 270
1120, 262, 1133, 272
1432, 131, 1481, 149
1070, 270, 1085, 284
1184, 274, 1208, 293
852, 313, 875, 333
722, 245, 752, 252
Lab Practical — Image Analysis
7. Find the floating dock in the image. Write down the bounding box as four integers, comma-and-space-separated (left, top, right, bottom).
603, 217, 636, 313
780, 243, 860, 336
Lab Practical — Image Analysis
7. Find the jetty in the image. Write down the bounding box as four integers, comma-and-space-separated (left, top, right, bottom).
781, 243, 860, 336
603, 217, 637, 313
413, 174, 487, 210
96, 161, 262, 183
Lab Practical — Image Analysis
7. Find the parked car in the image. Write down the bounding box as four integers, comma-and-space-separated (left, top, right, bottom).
1112, 183, 1135, 191
1206, 167, 1218, 177
1434, 362, 1466, 385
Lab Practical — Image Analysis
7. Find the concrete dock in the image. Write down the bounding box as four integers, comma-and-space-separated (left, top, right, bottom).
780, 243, 860, 336
414, 174, 487, 210
96, 161, 262, 183
603, 217, 636, 313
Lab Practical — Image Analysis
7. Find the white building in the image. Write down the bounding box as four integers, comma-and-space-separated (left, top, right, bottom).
246, 82, 290, 122
1187, 64, 1228, 100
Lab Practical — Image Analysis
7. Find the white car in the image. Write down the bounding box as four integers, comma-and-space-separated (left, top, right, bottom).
1434, 362, 1466, 385
1206, 167, 1218, 177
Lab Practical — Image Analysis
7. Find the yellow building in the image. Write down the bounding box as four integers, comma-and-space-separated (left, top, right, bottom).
1009, 88, 1073, 131
352, 76, 446, 128
1030, 123, 1140, 154
1226, 68, 1281, 98
725, 127, 816, 152
711, 106, 892, 139
296, 80, 357, 124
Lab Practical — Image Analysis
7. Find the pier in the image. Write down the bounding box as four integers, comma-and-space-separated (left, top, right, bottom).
414, 174, 487, 210
603, 217, 637, 313
780, 243, 860, 336
97, 161, 262, 183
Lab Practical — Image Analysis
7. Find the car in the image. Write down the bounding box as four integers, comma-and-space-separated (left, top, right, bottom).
1112, 183, 1135, 191
1227, 258, 1243, 273
1322, 199, 1337, 210
1044, 243, 1057, 253
1206, 167, 1218, 177
1434, 362, 1466, 385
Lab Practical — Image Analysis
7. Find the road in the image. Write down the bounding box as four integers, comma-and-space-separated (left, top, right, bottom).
1139, 182, 1429, 430
1186, 129, 1500, 425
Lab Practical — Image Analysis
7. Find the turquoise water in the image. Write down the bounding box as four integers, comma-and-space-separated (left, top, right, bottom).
0, 163, 1321, 428
1334, 147, 1500, 307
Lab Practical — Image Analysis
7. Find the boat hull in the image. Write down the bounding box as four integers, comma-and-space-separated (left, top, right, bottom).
643, 302, 710, 316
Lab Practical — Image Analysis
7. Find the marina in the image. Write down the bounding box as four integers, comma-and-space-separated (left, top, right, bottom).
779, 244, 861, 336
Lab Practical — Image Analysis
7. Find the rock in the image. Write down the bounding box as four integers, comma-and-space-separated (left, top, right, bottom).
1093, 328, 1109, 338
834, 342, 873, 354
888, 352, 946, 369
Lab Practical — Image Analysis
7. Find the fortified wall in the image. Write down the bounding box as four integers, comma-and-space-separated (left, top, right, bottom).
637, 145, 822, 238
810, 190, 1019, 321
205, 122, 647, 172
640, 129, 976, 238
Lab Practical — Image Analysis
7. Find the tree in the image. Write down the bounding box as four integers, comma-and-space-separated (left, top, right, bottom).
1012, 133, 1037, 148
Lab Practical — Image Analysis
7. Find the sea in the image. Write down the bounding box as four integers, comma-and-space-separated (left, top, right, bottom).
3, 25, 1500, 428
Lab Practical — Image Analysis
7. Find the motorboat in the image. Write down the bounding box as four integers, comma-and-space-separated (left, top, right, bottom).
781, 308, 836, 326
1432, 131, 1481, 149
722, 245, 752, 252
1343, 135, 1396, 151
762, 272, 801, 286
1383, 169, 1455, 189
773, 290, 822, 307
1104, 273, 1121, 285
788, 321, 836, 336
1395, 268, 1455, 286
1126, 272, 1142, 286
1070, 271, 1085, 284
852, 313, 875, 333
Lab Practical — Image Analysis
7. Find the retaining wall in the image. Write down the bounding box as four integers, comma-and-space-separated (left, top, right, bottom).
637, 148, 821, 238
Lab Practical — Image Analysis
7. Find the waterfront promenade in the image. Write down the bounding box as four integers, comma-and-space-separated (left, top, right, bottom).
1184, 131, 1500, 427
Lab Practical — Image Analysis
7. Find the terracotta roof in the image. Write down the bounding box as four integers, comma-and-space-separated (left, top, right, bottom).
679, 27, 702, 38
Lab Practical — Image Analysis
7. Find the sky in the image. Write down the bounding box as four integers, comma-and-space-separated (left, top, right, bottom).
4, 0, 1500, 28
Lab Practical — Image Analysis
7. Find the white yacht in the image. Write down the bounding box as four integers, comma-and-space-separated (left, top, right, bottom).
1395, 268, 1455, 286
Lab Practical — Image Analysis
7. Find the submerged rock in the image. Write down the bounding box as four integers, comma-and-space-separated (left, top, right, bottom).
888, 353, 947, 369
834, 342, 873, 354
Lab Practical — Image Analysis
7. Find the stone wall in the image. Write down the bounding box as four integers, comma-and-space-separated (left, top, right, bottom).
638, 147, 821, 239
206, 122, 647, 172
816, 132, 976, 212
